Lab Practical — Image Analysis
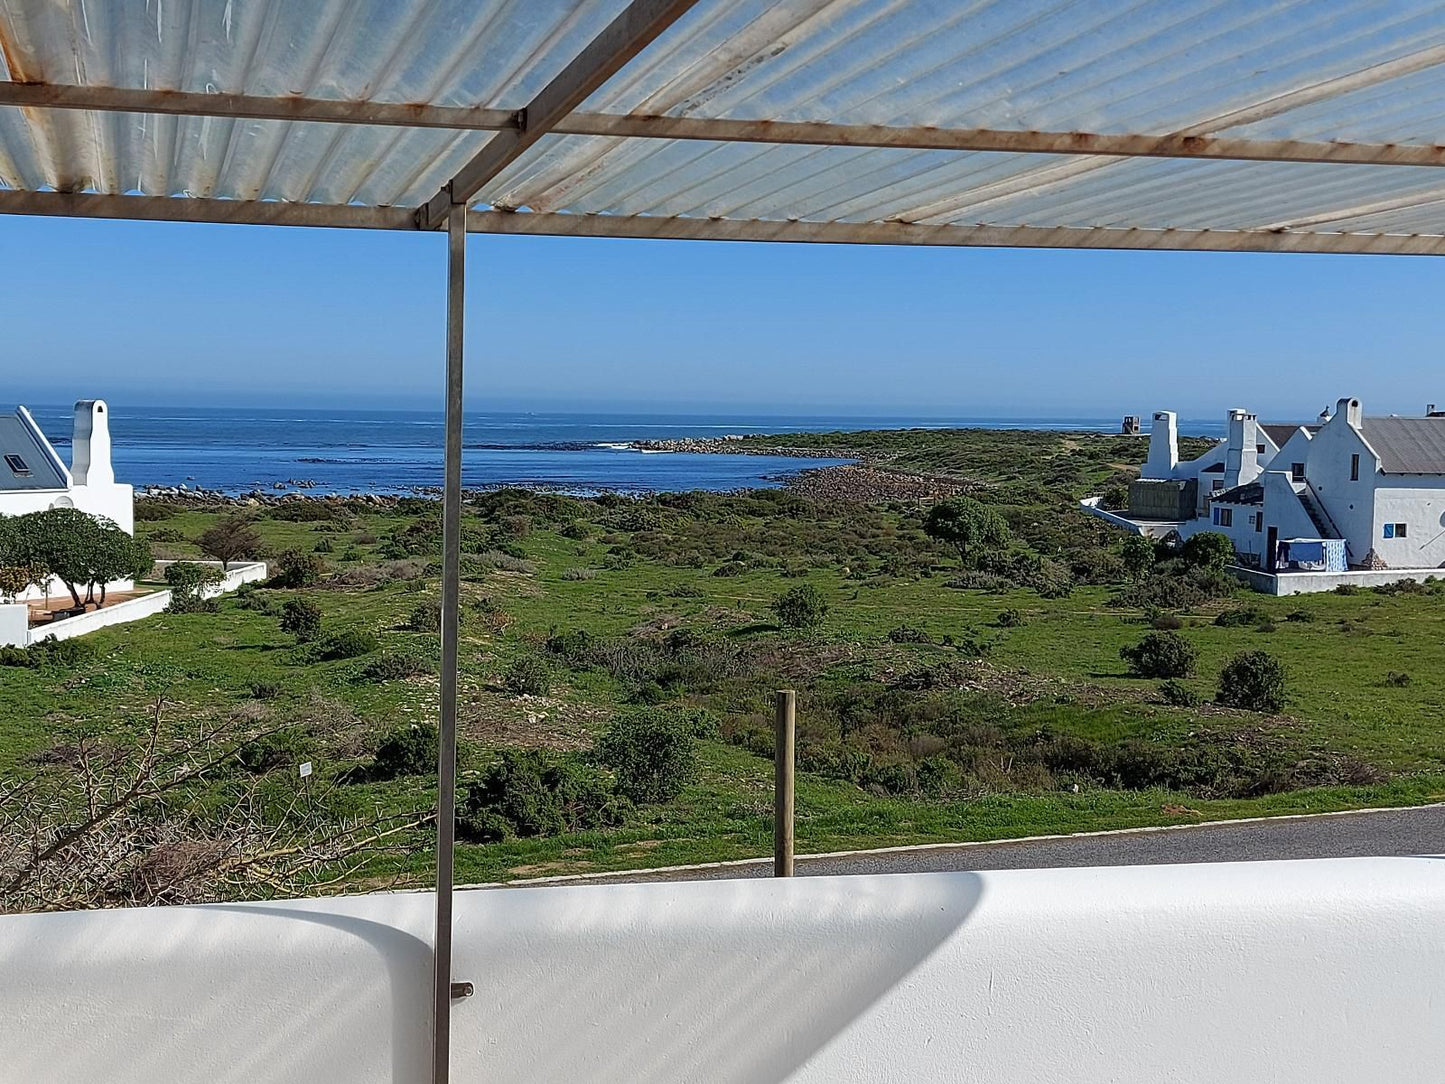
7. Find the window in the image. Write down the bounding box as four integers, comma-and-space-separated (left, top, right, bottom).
1350, 453, 1360, 481
1213, 507, 1233, 528
1384, 522, 1408, 539
1212, 480, 1224, 492
1255, 513, 1263, 533
3, 453, 30, 476
1255, 444, 1266, 454
1291, 462, 1305, 482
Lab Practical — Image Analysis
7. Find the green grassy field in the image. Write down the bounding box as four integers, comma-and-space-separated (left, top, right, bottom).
5, 427, 1445, 898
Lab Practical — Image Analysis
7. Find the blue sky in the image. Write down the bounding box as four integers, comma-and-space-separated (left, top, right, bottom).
4, 214, 1445, 419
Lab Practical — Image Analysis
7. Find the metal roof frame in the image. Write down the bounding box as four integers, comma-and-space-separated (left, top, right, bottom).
6, 5, 1445, 1083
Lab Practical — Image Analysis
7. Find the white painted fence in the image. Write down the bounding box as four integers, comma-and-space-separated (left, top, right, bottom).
0, 561, 267, 647
1, 857, 1441, 1082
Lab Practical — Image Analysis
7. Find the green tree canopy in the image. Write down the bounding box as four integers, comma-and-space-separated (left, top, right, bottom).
923, 497, 1011, 566
8, 508, 151, 607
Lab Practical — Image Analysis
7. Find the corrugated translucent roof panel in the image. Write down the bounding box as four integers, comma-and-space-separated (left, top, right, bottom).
3, 0, 1445, 252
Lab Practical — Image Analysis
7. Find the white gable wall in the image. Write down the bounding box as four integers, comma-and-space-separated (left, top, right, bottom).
1372, 477, 1445, 568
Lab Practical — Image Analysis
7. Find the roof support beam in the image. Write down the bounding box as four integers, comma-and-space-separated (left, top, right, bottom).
463, 210, 1445, 257
0, 190, 413, 229
6, 80, 1445, 170
0, 80, 516, 131
6, 190, 1445, 257
415, 0, 704, 230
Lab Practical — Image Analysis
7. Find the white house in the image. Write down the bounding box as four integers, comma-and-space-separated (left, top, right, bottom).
1, 400, 135, 600
1128, 397, 1445, 572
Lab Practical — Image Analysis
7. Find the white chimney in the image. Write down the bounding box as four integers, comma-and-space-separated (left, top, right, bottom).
1223, 408, 1259, 489
1144, 411, 1179, 478
1335, 396, 1363, 429
71, 399, 113, 487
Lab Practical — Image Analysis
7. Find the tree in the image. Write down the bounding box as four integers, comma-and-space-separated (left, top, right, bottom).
197, 515, 263, 572
279, 598, 323, 643
1217, 651, 1288, 713
1120, 631, 1197, 678
773, 583, 829, 629
10, 508, 148, 608
1181, 531, 1235, 572
923, 497, 1010, 566
164, 561, 224, 613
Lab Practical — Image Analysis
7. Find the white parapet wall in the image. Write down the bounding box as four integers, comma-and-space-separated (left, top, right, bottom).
1231, 565, 1445, 596
1, 856, 1442, 1082
0, 561, 267, 647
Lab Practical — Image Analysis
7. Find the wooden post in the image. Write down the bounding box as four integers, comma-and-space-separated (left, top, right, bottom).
774, 689, 796, 877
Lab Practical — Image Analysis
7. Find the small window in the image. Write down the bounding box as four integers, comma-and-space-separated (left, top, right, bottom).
1213, 507, 1233, 528
1255, 444, 1266, 454
1291, 462, 1305, 482
1255, 513, 1263, 533
1351, 453, 1360, 481
1385, 522, 1407, 539
3, 453, 30, 476
1212, 480, 1224, 492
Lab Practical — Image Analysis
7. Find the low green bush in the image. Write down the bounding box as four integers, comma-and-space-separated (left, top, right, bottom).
595, 707, 701, 804
368, 722, 438, 781
358, 653, 436, 683
1120, 631, 1197, 678
773, 583, 829, 629
456, 749, 628, 842
316, 628, 379, 661
1217, 651, 1288, 713
279, 598, 323, 643
503, 654, 554, 696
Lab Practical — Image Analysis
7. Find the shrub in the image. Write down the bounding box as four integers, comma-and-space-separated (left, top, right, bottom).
1120, 631, 1197, 678
456, 749, 628, 842
358, 653, 436, 683
560, 567, 596, 581
887, 624, 933, 644
1121, 534, 1156, 579
0, 637, 97, 669
1384, 670, 1413, 688
250, 680, 282, 700
996, 608, 1025, 628
1333, 584, 1361, 596
279, 598, 323, 643
1214, 606, 1268, 628
316, 628, 379, 661
1159, 679, 1201, 707
1285, 609, 1315, 623
407, 598, 442, 633
1217, 651, 1288, 713
1149, 610, 1183, 630
269, 548, 324, 589
1180, 531, 1235, 572
773, 583, 829, 629
503, 653, 553, 696
595, 708, 700, 804
235, 727, 309, 774
369, 722, 438, 781
164, 561, 223, 613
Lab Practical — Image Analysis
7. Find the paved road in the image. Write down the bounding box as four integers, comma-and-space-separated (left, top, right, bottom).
515, 805, 1445, 887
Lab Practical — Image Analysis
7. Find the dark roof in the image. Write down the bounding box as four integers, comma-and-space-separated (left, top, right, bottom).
1360, 417, 1445, 474
1213, 481, 1263, 505
0, 410, 69, 492
1260, 423, 1319, 447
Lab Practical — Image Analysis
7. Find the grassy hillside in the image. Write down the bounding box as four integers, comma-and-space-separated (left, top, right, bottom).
3, 427, 1442, 904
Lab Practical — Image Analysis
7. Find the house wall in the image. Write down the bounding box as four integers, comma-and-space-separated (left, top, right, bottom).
0, 481, 137, 601
1, 859, 1443, 1083
1370, 478, 1445, 568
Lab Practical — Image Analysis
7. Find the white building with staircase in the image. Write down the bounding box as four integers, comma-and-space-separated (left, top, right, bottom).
1129, 397, 1445, 572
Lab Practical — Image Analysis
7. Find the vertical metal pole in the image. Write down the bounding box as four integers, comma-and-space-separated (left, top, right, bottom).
774, 689, 796, 877
432, 197, 465, 1084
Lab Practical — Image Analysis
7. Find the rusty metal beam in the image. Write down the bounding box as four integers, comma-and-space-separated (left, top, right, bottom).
415, 0, 704, 230
7, 80, 1445, 171
0, 80, 516, 131
5, 190, 1445, 258
463, 209, 1445, 257
0, 189, 412, 228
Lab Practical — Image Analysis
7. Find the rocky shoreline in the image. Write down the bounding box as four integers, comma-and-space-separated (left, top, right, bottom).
629, 435, 852, 458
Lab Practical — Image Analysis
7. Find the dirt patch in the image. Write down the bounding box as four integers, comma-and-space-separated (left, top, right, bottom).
458, 690, 608, 750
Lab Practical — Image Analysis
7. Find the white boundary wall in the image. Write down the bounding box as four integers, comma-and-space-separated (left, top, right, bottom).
0, 561, 266, 647
1231, 565, 1445, 596
1, 857, 1442, 1082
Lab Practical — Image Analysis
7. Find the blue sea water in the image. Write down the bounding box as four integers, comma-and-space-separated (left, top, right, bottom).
22, 405, 1226, 496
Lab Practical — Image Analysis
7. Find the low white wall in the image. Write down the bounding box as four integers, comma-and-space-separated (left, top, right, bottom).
0, 603, 27, 648
10, 562, 267, 647
1, 857, 1442, 1082
1232, 565, 1444, 596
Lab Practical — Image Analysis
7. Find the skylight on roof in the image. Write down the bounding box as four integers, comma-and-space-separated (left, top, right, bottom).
4, 453, 31, 476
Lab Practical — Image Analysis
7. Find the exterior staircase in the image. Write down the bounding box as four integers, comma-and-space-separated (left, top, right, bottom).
1296, 483, 1352, 562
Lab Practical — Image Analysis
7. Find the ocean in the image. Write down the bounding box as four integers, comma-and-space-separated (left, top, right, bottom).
22, 405, 1226, 496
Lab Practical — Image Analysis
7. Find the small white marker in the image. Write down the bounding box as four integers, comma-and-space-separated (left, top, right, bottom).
299, 761, 313, 778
